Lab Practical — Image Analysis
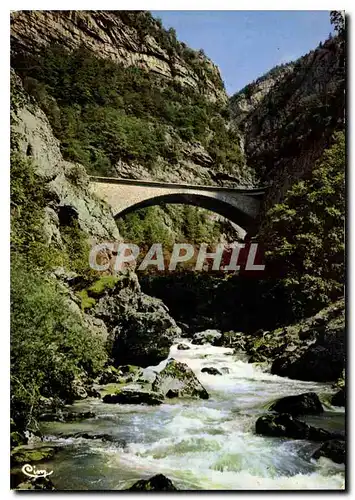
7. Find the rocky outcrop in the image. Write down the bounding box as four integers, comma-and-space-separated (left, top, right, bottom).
16, 476, 56, 490
152, 359, 209, 399
231, 36, 345, 213
312, 439, 345, 464
255, 414, 344, 442
11, 70, 120, 242
11, 11, 225, 104
269, 392, 323, 416
102, 389, 164, 405
244, 299, 345, 383
128, 474, 177, 491
91, 272, 181, 367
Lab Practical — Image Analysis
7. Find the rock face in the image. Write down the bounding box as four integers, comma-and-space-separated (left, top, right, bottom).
255, 414, 344, 442
245, 299, 345, 383
269, 392, 324, 416
11, 70, 120, 242
128, 474, 177, 491
102, 389, 164, 406
91, 273, 181, 367
11, 11, 226, 104
312, 439, 346, 464
231, 35, 345, 213
152, 359, 209, 399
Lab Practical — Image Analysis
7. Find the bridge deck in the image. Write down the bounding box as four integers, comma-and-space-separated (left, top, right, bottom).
90, 176, 266, 196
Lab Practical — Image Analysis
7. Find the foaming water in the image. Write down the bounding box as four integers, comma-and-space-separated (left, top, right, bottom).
41, 337, 345, 490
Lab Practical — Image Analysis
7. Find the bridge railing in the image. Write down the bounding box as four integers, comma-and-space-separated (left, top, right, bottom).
90, 176, 266, 195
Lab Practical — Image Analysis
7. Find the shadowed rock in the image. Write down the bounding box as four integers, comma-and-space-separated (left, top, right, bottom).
102, 389, 164, 405
128, 474, 177, 491
312, 439, 345, 464
269, 392, 323, 416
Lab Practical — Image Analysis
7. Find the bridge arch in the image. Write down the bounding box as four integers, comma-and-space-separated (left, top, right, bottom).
90, 177, 265, 237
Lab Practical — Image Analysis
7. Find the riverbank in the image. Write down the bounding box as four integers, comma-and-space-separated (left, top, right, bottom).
12, 339, 345, 490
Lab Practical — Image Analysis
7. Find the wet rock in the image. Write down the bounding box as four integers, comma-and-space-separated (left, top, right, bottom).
312, 439, 346, 464
201, 367, 222, 376
177, 343, 190, 350
152, 358, 209, 400
269, 392, 323, 416
255, 414, 344, 442
270, 301, 345, 382
57, 432, 125, 446
192, 329, 222, 346
331, 388, 345, 407
102, 389, 164, 405
11, 446, 58, 465
38, 410, 95, 422
16, 476, 56, 490
93, 274, 181, 367
128, 474, 177, 491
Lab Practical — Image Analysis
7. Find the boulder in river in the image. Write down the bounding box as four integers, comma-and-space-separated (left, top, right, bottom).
128, 474, 177, 491
92, 272, 181, 367
11, 446, 58, 465
312, 439, 346, 464
331, 388, 345, 407
152, 358, 209, 399
192, 329, 222, 346
102, 388, 164, 405
177, 343, 190, 350
269, 392, 323, 416
201, 367, 222, 375
255, 414, 344, 442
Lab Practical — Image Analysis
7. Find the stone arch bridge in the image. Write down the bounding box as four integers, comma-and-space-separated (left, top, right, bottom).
90, 177, 266, 236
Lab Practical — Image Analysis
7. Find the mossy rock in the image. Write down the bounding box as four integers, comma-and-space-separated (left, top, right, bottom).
11, 446, 57, 465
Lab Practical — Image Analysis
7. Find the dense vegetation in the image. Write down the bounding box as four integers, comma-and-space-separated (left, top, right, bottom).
12, 44, 243, 177
10, 136, 107, 430
265, 131, 345, 318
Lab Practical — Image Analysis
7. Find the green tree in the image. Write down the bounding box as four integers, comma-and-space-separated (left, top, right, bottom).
265, 131, 345, 317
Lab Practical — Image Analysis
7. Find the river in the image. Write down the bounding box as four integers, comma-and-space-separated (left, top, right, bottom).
40, 338, 345, 490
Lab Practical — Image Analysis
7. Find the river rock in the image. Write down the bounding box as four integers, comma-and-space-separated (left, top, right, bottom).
16, 476, 56, 490
312, 439, 346, 464
269, 392, 324, 416
102, 389, 164, 405
255, 414, 344, 442
192, 329, 222, 345
201, 367, 222, 375
128, 474, 177, 491
331, 388, 345, 407
92, 273, 181, 367
177, 343, 190, 350
270, 301, 345, 382
152, 359, 209, 399
11, 446, 58, 465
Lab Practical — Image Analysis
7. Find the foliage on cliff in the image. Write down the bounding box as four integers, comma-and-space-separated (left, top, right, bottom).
12, 43, 243, 178
265, 131, 345, 318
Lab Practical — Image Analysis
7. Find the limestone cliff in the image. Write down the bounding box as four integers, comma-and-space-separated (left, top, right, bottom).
11, 10, 226, 104
230, 36, 345, 213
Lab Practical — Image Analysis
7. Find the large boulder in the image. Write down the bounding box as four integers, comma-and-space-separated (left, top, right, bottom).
255, 414, 344, 442
312, 439, 346, 464
270, 301, 345, 382
192, 329, 222, 345
152, 359, 209, 399
92, 273, 181, 367
128, 474, 177, 491
331, 388, 345, 407
269, 392, 323, 416
102, 389, 164, 406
